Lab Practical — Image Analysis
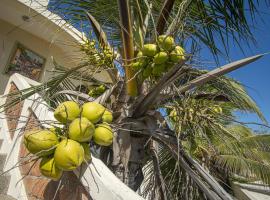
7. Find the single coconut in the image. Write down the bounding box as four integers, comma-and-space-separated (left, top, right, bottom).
68, 117, 95, 142
131, 62, 144, 71
93, 124, 114, 146
40, 156, 63, 181
136, 51, 143, 61
24, 130, 59, 156
142, 65, 152, 78
102, 110, 113, 123
81, 102, 106, 124
153, 52, 168, 64
54, 101, 80, 124
136, 51, 149, 66
142, 44, 158, 57
158, 35, 175, 51
152, 64, 166, 76
54, 139, 84, 171
170, 46, 185, 63
81, 143, 91, 162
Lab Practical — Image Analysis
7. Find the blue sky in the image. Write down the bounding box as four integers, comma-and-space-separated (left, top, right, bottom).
199, 3, 270, 131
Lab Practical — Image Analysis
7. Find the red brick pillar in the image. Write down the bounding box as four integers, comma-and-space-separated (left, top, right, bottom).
5, 82, 24, 139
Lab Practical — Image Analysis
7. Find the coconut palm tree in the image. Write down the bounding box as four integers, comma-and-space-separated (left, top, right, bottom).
3, 0, 270, 199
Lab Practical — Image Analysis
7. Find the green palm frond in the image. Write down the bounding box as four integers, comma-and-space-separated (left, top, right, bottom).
178, 67, 266, 122
48, 0, 265, 59
215, 155, 270, 184
141, 146, 205, 200
1, 62, 103, 110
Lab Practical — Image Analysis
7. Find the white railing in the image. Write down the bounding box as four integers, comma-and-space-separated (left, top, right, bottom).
0, 73, 144, 200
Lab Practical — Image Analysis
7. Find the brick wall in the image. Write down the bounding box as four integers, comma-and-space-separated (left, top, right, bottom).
5, 82, 24, 139
19, 111, 92, 200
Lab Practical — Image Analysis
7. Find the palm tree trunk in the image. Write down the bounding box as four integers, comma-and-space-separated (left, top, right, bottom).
111, 125, 148, 190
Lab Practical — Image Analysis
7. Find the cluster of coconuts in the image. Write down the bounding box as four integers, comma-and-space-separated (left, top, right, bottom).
88, 84, 106, 98
81, 39, 115, 67
131, 35, 185, 78
23, 101, 113, 181
169, 105, 223, 122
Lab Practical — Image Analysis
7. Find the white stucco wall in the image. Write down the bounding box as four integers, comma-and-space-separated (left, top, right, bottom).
0, 18, 80, 93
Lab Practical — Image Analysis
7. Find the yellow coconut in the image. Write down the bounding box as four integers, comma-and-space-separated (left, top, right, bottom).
152, 64, 166, 76
81, 102, 106, 124
142, 44, 158, 57
93, 124, 114, 146
153, 52, 168, 64
102, 110, 113, 123
24, 130, 59, 156
170, 46, 185, 63
169, 109, 179, 121
68, 117, 95, 142
212, 106, 223, 114
92, 53, 101, 63
40, 156, 63, 181
54, 139, 84, 171
54, 101, 80, 124
81, 143, 92, 162
158, 35, 175, 51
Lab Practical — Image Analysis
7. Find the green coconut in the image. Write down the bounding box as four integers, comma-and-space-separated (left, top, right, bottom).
158, 35, 175, 51
131, 61, 144, 71
170, 46, 185, 63
54, 139, 84, 171
24, 130, 59, 156
93, 124, 114, 146
142, 65, 152, 78
40, 156, 63, 181
81, 102, 106, 124
136, 51, 143, 60
152, 64, 166, 76
142, 44, 158, 57
68, 117, 95, 142
96, 85, 106, 93
81, 143, 92, 162
88, 85, 106, 98
102, 110, 113, 123
153, 52, 168, 64
54, 101, 80, 124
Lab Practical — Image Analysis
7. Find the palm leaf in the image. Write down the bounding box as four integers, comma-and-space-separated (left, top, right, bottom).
156, 0, 176, 35
215, 155, 270, 184
85, 11, 111, 49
